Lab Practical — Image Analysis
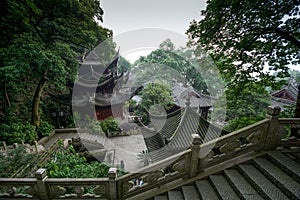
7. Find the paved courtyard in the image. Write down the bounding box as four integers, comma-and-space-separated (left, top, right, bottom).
43, 129, 147, 172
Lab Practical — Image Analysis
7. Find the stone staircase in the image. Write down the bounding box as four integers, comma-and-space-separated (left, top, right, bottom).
151, 150, 300, 200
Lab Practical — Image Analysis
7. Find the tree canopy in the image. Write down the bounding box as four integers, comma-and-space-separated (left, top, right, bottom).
187, 0, 300, 121
187, 0, 299, 87
0, 0, 112, 129
136, 80, 174, 124
134, 40, 209, 94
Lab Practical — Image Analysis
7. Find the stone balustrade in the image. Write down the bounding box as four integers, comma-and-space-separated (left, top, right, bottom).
0, 106, 299, 200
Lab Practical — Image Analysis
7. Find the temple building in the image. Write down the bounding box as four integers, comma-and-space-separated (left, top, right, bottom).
52, 50, 133, 121
271, 79, 298, 110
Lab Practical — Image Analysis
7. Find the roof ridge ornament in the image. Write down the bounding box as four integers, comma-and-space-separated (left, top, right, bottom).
185, 91, 192, 107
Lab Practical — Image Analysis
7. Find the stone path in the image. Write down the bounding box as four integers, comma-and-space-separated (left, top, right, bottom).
43, 130, 147, 172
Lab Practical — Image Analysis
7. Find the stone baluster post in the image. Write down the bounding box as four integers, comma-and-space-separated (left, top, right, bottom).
108, 168, 117, 200
35, 168, 49, 200
189, 134, 201, 177
264, 106, 281, 150
3, 141, 7, 151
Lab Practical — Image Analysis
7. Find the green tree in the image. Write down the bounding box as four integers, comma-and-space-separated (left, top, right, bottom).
134, 41, 208, 94
289, 69, 300, 83
225, 84, 270, 132
136, 80, 174, 124
0, 0, 112, 127
187, 0, 300, 122
118, 56, 132, 74
187, 0, 299, 85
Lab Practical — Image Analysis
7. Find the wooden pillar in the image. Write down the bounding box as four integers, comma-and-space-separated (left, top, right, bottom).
35, 168, 49, 200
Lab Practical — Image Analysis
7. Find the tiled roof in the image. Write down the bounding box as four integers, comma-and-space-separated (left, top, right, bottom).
172, 85, 214, 108
142, 106, 227, 163
149, 108, 183, 140
271, 80, 299, 101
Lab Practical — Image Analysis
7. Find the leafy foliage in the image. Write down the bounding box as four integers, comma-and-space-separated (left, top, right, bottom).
134, 46, 208, 94
136, 80, 174, 124
187, 0, 300, 128
0, 0, 112, 128
99, 117, 120, 134
224, 116, 265, 133
187, 0, 299, 88
0, 146, 39, 178
36, 119, 54, 137
225, 84, 271, 121
279, 105, 296, 118
0, 122, 37, 144
43, 144, 126, 178
118, 56, 132, 74
137, 150, 151, 167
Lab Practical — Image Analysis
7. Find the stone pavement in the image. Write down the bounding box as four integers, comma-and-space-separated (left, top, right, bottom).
106, 134, 147, 172
43, 130, 147, 172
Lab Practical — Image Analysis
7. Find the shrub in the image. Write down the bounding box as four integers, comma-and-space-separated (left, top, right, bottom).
43, 144, 126, 178
0, 122, 37, 144
36, 119, 54, 137
0, 146, 39, 178
100, 117, 120, 134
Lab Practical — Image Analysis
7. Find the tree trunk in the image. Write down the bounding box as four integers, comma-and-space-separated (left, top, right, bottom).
291, 84, 300, 137
2, 80, 11, 111
31, 75, 48, 127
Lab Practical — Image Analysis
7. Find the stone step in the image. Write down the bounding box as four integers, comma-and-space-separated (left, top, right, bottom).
182, 185, 200, 200
267, 151, 300, 182
154, 195, 168, 200
224, 169, 263, 200
195, 180, 219, 200
209, 174, 239, 200
238, 164, 288, 200
168, 190, 184, 200
253, 157, 300, 199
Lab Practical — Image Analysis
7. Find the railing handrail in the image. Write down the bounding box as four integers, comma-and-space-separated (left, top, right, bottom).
116, 149, 191, 181
279, 118, 300, 123
1, 106, 300, 200
200, 118, 270, 148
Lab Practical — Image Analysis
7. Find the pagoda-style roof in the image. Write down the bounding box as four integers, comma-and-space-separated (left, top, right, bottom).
172, 85, 214, 108
271, 79, 298, 109
76, 51, 120, 88
271, 80, 298, 102
141, 103, 227, 163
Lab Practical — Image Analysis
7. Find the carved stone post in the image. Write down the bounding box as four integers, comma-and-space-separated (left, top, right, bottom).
3, 141, 7, 151
265, 106, 281, 150
35, 168, 49, 200
189, 134, 201, 177
108, 168, 117, 200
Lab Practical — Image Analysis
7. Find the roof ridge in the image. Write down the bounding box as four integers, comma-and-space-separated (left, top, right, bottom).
167, 106, 190, 141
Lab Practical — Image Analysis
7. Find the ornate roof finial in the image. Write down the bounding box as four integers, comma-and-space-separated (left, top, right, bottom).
185, 91, 192, 107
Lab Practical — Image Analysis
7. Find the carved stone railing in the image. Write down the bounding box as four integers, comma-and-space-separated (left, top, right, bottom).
278, 118, 300, 148
116, 106, 299, 199
116, 150, 191, 199
199, 118, 270, 169
1, 106, 299, 200
0, 168, 114, 200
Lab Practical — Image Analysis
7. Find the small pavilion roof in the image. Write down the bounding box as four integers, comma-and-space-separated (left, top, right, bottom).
76, 50, 120, 88
172, 85, 214, 108
271, 80, 298, 102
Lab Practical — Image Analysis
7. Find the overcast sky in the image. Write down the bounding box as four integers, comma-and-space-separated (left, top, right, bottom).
99, 0, 206, 62
100, 0, 206, 35
98, 1, 299, 71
